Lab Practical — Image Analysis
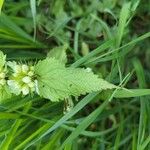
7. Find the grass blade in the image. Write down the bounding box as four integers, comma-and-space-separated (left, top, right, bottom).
30, 0, 36, 40
0, 0, 4, 13
24, 92, 99, 149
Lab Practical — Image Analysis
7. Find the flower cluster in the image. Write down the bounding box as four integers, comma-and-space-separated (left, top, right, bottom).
0, 50, 38, 97
7, 62, 37, 95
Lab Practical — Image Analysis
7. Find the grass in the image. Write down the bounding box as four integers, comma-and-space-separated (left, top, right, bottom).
0, 0, 150, 149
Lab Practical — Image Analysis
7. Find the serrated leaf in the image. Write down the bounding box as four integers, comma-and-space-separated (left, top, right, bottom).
47, 44, 68, 64
35, 58, 115, 101
0, 85, 12, 103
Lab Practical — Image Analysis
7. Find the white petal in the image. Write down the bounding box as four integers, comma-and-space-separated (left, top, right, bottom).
15, 65, 21, 73
22, 65, 29, 73
22, 86, 29, 95
7, 80, 21, 95
22, 76, 31, 83
7, 80, 15, 86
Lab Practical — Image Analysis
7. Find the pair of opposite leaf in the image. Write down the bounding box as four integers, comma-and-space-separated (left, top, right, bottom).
0, 47, 115, 102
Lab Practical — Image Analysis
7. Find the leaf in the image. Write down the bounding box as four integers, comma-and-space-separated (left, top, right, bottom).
0, 51, 12, 102
100, 89, 150, 100
47, 44, 67, 64
0, 0, 4, 13
30, 0, 36, 40
59, 99, 110, 150
0, 13, 33, 42
116, 2, 131, 47
0, 50, 6, 70
23, 92, 98, 149
35, 58, 115, 101
0, 13, 44, 48
0, 85, 12, 103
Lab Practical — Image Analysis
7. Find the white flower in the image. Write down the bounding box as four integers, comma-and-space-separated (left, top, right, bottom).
14, 65, 22, 73
22, 86, 29, 95
22, 65, 29, 73
7, 62, 37, 96
22, 76, 31, 84
7, 80, 21, 95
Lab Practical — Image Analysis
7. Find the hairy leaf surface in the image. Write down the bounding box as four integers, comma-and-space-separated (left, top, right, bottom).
35, 58, 115, 101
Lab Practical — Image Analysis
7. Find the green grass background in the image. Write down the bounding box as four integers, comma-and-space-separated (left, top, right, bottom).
0, 0, 150, 149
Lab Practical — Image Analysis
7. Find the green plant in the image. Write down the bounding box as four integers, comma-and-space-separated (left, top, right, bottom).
0, 0, 150, 150
0, 50, 116, 103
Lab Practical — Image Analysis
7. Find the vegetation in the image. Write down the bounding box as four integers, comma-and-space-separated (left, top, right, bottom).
0, 0, 150, 149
